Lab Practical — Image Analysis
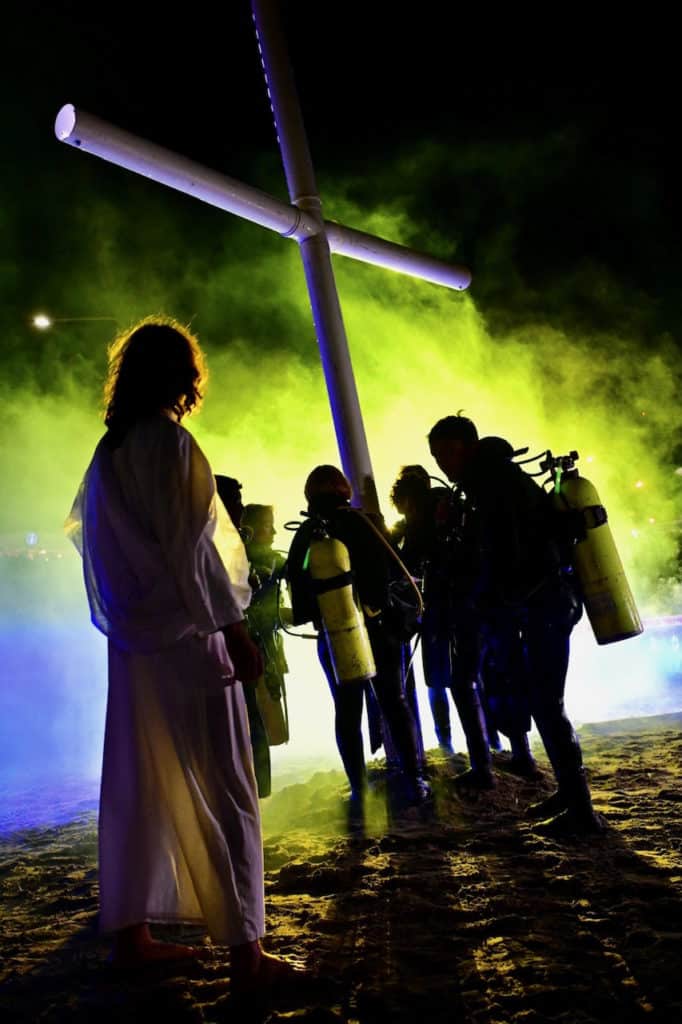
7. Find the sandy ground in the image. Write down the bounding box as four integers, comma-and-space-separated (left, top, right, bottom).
1, 713, 682, 1024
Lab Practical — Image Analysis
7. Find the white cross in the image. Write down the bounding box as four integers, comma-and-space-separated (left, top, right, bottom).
54, 0, 470, 515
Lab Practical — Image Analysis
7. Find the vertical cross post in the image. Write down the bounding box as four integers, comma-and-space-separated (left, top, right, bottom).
54, 3, 471, 515
252, 0, 379, 513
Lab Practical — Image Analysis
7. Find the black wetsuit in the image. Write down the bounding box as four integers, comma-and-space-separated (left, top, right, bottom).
392, 488, 458, 751
449, 437, 591, 811
287, 496, 423, 798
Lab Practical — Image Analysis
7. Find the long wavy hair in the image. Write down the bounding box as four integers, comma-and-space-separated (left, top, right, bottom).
103, 317, 207, 439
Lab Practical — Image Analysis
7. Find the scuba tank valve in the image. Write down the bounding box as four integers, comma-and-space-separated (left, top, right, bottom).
543, 451, 643, 645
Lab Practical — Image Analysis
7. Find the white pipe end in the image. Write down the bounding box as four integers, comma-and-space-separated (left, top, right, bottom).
55, 104, 76, 142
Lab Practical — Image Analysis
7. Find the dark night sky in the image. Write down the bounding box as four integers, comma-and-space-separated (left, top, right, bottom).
1, 2, 680, 595
3, 3, 679, 357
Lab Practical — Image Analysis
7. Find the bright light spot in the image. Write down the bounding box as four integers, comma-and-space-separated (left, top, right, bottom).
635, 480, 644, 488
675, 467, 682, 477
586, 455, 595, 463
25, 532, 39, 547
54, 104, 77, 141
32, 314, 52, 329
640, 410, 647, 416
631, 529, 639, 538
648, 517, 656, 524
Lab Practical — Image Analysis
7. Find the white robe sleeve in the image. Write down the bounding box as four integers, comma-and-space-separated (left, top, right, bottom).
142, 419, 248, 634
212, 492, 252, 611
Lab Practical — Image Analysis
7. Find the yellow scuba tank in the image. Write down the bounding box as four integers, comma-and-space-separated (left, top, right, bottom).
308, 535, 376, 683
549, 453, 643, 645
255, 674, 289, 745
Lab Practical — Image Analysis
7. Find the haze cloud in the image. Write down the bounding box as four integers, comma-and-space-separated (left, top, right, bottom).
1, 127, 680, 791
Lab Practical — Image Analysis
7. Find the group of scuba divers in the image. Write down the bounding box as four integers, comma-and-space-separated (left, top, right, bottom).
217, 412, 643, 838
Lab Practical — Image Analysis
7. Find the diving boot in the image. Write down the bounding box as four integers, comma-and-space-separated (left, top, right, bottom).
533, 806, 607, 837
453, 681, 495, 789
503, 732, 541, 779
435, 723, 455, 756
532, 769, 606, 836
526, 790, 566, 819
453, 766, 496, 791
430, 689, 455, 755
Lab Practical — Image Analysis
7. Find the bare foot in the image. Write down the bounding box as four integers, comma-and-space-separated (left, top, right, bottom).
231, 940, 307, 996
110, 924, 208, 968
111, 941, 208, 968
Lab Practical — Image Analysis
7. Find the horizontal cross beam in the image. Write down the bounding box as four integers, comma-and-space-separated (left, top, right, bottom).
55, 105, 471, 292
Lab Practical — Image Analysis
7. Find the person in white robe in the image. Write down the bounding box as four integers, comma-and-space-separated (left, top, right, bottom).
67, 317, 300, 989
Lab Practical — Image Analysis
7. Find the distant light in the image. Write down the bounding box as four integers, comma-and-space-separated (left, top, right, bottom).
32, 314, 52, 329
25, 532, 38, 547
648, 517, 656, 524
586, 455, 594, 463
635, 480, 644, 489
631, 529, 639, 538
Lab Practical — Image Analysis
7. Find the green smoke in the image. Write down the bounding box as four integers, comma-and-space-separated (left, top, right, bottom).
2, 128, 680, 620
